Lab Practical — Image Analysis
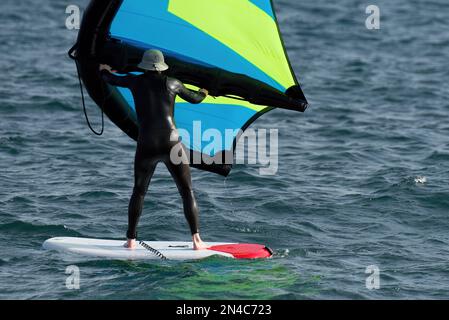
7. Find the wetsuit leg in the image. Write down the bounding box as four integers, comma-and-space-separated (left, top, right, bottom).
127, 146, 157, 239
164, 144, 200, 235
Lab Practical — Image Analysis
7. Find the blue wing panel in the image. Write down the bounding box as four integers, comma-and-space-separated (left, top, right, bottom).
249, 0, 275, 18
110, 0, 285, 91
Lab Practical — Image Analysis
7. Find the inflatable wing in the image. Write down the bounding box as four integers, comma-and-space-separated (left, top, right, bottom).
71, 0, 308, 176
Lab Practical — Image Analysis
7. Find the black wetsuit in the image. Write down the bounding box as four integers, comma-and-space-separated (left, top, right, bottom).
101, 70, 206, 239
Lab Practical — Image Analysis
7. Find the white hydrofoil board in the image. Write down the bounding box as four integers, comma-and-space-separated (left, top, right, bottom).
43, 237, 273, 260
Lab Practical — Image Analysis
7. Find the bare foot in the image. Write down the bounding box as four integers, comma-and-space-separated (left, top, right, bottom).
192, 233, 208, 250
124, 239, 136, 249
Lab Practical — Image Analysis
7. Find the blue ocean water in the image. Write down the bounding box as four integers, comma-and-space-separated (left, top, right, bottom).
1, 0, 449, 299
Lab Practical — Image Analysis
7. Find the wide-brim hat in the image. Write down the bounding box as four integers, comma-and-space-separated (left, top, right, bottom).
138, 49, 169, 71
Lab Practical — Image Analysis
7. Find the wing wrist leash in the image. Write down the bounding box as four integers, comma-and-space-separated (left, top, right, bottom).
69, 0, 308, 176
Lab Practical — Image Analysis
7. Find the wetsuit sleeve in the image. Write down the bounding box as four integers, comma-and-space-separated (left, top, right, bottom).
168, 78, 206, 104
100, 70, 133, 88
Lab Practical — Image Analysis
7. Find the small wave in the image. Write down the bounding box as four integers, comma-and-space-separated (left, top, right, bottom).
426, 151, 449, 161
0, 220, 79, 237
230, 225, 263, 234
77, 190, 120, 199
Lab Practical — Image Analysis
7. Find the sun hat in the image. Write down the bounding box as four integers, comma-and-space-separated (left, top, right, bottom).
138, 49, 169, 71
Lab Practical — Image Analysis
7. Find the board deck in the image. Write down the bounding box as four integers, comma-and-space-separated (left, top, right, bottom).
43, 237, 273, 260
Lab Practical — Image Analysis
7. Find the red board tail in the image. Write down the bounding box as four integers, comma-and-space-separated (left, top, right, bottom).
208, 244, 273, 259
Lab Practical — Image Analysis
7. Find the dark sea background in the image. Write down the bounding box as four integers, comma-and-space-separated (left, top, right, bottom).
1, 0, 449, 299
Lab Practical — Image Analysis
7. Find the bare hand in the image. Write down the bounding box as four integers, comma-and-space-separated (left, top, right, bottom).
99, 64, 112, 72
199, 88, 209, 96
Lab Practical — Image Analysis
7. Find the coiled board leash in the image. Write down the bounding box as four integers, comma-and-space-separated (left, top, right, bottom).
139, 241, 167, 260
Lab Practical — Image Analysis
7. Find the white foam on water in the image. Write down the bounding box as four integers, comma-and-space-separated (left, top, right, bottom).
414, 176, 427, 184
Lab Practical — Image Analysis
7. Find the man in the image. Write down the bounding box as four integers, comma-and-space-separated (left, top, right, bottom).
99, 49, 208, 250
